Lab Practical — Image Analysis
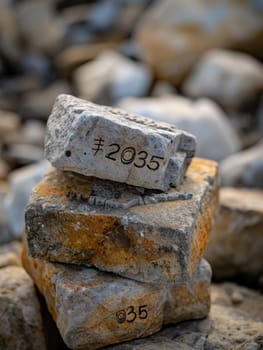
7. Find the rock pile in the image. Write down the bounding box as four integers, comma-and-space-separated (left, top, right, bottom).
1, 1, 262, 348
23, 94, 219, 349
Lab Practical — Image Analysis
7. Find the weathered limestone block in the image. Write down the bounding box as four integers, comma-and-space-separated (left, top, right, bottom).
205, 187, 263, 282
44, 94, 196, 191
22, 241, 211, 350
26, 157, 218, 283
0, 266, 47, 350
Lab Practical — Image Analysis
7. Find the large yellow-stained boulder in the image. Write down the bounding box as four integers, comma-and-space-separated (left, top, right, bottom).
25, 157, 218, 283
22, 240, 211, 350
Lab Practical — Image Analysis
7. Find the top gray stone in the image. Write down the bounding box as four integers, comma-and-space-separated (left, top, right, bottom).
44, 94, 196, 191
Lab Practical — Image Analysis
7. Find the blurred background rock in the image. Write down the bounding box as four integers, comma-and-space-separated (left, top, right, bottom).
0, 1, 262, 348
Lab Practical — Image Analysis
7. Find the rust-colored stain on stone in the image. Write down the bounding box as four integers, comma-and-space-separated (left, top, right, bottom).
22, 237, 211, 350
26, 157, 218, 283
34, 168, 93, 199
21, 238, 58, 320
189, 183, 219, 274
53, 212, 159, 267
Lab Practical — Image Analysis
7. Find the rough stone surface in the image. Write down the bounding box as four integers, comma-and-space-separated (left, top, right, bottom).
183, 49, 263, 109
22, 241, 211, 350
220, 141, 263, 189
136, 0, 263, 83
74, 50, 152, 105
119, 96, 240, 161
205, 187, 263, 282
107, 283, 263, 350
44, 94, 196, 191
25, 157, 218, 283
0, 241, 22, 269
0, 265, 47, 350
4, 160, 50, 238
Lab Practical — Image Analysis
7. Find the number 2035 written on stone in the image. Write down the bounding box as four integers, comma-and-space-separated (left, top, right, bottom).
45, 95, 196, 190
116, 305, 148, 324
90, 138, 165, 171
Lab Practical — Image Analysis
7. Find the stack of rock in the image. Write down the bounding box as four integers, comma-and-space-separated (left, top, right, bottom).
22, 94, 219, 350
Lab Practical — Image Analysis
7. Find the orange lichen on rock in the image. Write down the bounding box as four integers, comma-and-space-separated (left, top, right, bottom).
22, 237, 211, 350
25, 157, 218, 283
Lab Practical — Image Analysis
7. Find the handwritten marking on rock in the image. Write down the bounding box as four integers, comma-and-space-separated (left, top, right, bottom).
92, 137, 105, 155
23, 243, 212, 349
26, 159, 218, 283
116, 305, 148, 324
44, 94, 196, 190
88, 139, 166, 171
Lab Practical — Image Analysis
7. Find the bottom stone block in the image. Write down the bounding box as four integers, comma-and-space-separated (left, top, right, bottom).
22, 242, 211, 350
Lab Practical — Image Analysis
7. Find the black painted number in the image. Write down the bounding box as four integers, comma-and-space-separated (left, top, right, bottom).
147, 155, 164, 171
116, 309, 126, 324
138, 305, 148, 319
105, 143, 120, 161
121, 147, 136, 165
126, 306, 137, 323
104, 143, 165, 171
115, 305, 148, 324
134, 151, 148, 168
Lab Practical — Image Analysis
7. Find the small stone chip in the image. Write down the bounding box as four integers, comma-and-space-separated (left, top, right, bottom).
22, 240, 211, 350
25, 157, 218, 283
44, 94, 196, 191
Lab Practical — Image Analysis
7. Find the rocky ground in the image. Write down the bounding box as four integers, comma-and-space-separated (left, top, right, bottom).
0, 0, 263, 349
